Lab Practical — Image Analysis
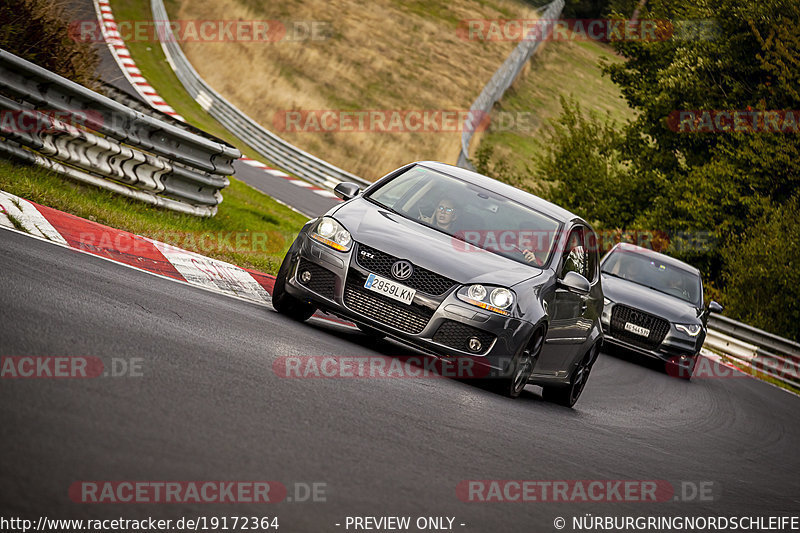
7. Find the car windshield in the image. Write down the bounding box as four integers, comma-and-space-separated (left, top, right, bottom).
601, 249, 702, 306
366, 165, 561, 268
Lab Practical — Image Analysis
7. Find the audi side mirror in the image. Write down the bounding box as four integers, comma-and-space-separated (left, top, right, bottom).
559, 271, 591, 296
334, 182, 360, 201
708, 301, 724, 314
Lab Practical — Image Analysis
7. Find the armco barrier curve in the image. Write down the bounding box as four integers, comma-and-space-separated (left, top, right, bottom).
704, 315, 800, 389
0, 50, 240, 217
150, 0, 370, 192
457, 0, 565, 169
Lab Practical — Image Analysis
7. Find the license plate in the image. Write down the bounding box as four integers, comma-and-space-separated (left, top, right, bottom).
624, 322, 650, 337
364, 273, 416, 305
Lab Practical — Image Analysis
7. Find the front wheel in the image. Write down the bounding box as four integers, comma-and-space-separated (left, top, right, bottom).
271, 244, 316, 322
542, 344, 598, 408
490, 328, 545, 399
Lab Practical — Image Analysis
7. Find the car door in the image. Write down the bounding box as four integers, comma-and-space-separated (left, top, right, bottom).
536, 225, 592, 376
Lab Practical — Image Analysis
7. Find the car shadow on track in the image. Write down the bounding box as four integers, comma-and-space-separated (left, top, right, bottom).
601, 344, 669, 375
300, 316, 568, 407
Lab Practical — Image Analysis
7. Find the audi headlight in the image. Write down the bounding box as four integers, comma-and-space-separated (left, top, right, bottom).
310, 216, 352, 251
458, 284, 515, 316
675, 323, 703, 337
603, 297, 613, 307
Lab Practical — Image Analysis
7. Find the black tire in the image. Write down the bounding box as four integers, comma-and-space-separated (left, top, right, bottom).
490, 328, 545, 399
542, 343, 598, 408
356, 323, 386, 339
271, 244, 316, 322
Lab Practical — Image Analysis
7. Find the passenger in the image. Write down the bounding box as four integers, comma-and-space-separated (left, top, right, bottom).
419, 198, 458, 232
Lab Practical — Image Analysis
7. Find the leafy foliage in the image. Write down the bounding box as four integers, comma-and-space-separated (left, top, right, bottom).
483, 0, 800, 338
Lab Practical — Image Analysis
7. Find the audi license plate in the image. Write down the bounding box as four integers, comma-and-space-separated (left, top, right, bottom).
364, 273, 416, 305
624, 322, 650, 337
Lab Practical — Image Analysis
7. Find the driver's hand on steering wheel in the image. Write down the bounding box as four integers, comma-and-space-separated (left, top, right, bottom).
522, 249, 542, 266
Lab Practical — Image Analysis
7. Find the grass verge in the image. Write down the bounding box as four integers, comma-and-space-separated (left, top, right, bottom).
475, 38, 635, 180
0, 158, 307, 274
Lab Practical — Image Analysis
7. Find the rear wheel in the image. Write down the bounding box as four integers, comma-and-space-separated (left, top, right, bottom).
271, 244, 316, 322
542, 344, 598, 407
490, 328, 545, 399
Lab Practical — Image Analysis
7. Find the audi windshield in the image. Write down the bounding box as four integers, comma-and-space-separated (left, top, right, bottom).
602, 248, 702, 306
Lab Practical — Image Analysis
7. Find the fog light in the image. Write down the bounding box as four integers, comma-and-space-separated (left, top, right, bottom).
300, 270, 312, 283
468, 337, 482, 352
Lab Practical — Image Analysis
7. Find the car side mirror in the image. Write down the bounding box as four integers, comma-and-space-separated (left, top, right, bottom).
558, 271, 591, 295
708, 301, 724, 314
334, 182, 360, 201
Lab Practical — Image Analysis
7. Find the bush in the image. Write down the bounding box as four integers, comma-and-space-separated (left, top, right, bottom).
721, 199, 800, 341
0, 0, 98, 87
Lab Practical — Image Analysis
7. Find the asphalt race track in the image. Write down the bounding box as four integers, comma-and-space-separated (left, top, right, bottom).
1, 228, 799, 530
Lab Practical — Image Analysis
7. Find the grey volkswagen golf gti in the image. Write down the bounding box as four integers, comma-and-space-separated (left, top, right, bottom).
272, 162, 603, 407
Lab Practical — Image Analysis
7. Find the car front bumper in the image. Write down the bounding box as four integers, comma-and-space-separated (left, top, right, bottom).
283, 233, 537, 376
600, 306, 704, 371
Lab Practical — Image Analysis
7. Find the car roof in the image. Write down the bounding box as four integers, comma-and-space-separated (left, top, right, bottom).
608, 243, 701, 275
415, 161, 581, 225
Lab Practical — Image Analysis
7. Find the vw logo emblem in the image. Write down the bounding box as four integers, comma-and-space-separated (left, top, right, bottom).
391, 260, 413, 281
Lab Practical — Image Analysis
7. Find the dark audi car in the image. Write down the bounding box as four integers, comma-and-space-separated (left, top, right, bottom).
600, 243, 723, 378
272, 162, 603, 407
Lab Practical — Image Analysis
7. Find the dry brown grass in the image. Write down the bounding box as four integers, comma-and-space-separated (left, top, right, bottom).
171, 0, 534, 179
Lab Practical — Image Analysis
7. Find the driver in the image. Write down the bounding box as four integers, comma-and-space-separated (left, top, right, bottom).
420, 198, 458, 232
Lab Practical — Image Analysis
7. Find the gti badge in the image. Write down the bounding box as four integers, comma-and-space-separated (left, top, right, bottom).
391, 260, 413, 281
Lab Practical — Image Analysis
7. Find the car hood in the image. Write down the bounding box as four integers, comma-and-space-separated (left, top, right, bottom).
331, 199, 544, 286
602, 274, 701, 323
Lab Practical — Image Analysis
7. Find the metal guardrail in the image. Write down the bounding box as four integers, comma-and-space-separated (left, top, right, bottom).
705, 316, 800, 389
0, 50, 240, 217
457, 0, 565, 169
150, 0, 369, 191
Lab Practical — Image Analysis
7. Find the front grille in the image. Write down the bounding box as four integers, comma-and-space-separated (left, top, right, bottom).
297, 259, 336, 300
355, 244, 456, 296
343, 278, 433, 334
610, 304, 670, 350
432, 320, 495, 355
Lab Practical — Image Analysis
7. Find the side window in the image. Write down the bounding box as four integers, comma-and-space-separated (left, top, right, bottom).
561, 227, 588, 279
584, 230, 598, 282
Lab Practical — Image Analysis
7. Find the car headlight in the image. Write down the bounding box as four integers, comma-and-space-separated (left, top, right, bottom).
603, 297, 613, 307
675, 323, 703, 337
310, 216, 352, 251
457, 284, 514, 316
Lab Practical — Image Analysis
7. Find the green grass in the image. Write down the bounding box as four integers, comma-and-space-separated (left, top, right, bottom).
476, 38, 635, 177
0, 158, 307, 274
